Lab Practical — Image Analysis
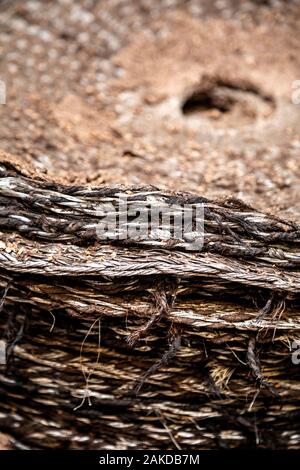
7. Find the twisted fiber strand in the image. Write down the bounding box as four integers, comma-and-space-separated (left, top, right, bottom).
0, 163, 299, 264
1, 276, 299, 331
1, 160, 300, 450
0, 306, 299, 449
1, 232, 300, 293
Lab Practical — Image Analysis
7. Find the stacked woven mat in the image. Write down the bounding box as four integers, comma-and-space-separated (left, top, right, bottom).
0, 157, 299, 449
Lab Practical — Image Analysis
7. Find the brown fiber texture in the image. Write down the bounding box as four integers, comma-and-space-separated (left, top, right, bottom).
0, 0, 300, 450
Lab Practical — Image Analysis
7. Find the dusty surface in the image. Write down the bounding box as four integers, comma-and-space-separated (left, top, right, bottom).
0, 0, 299, 221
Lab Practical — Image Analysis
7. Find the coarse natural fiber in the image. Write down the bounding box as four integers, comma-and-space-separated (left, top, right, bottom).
1, 0, 300, 450
0, 157, 299, 449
